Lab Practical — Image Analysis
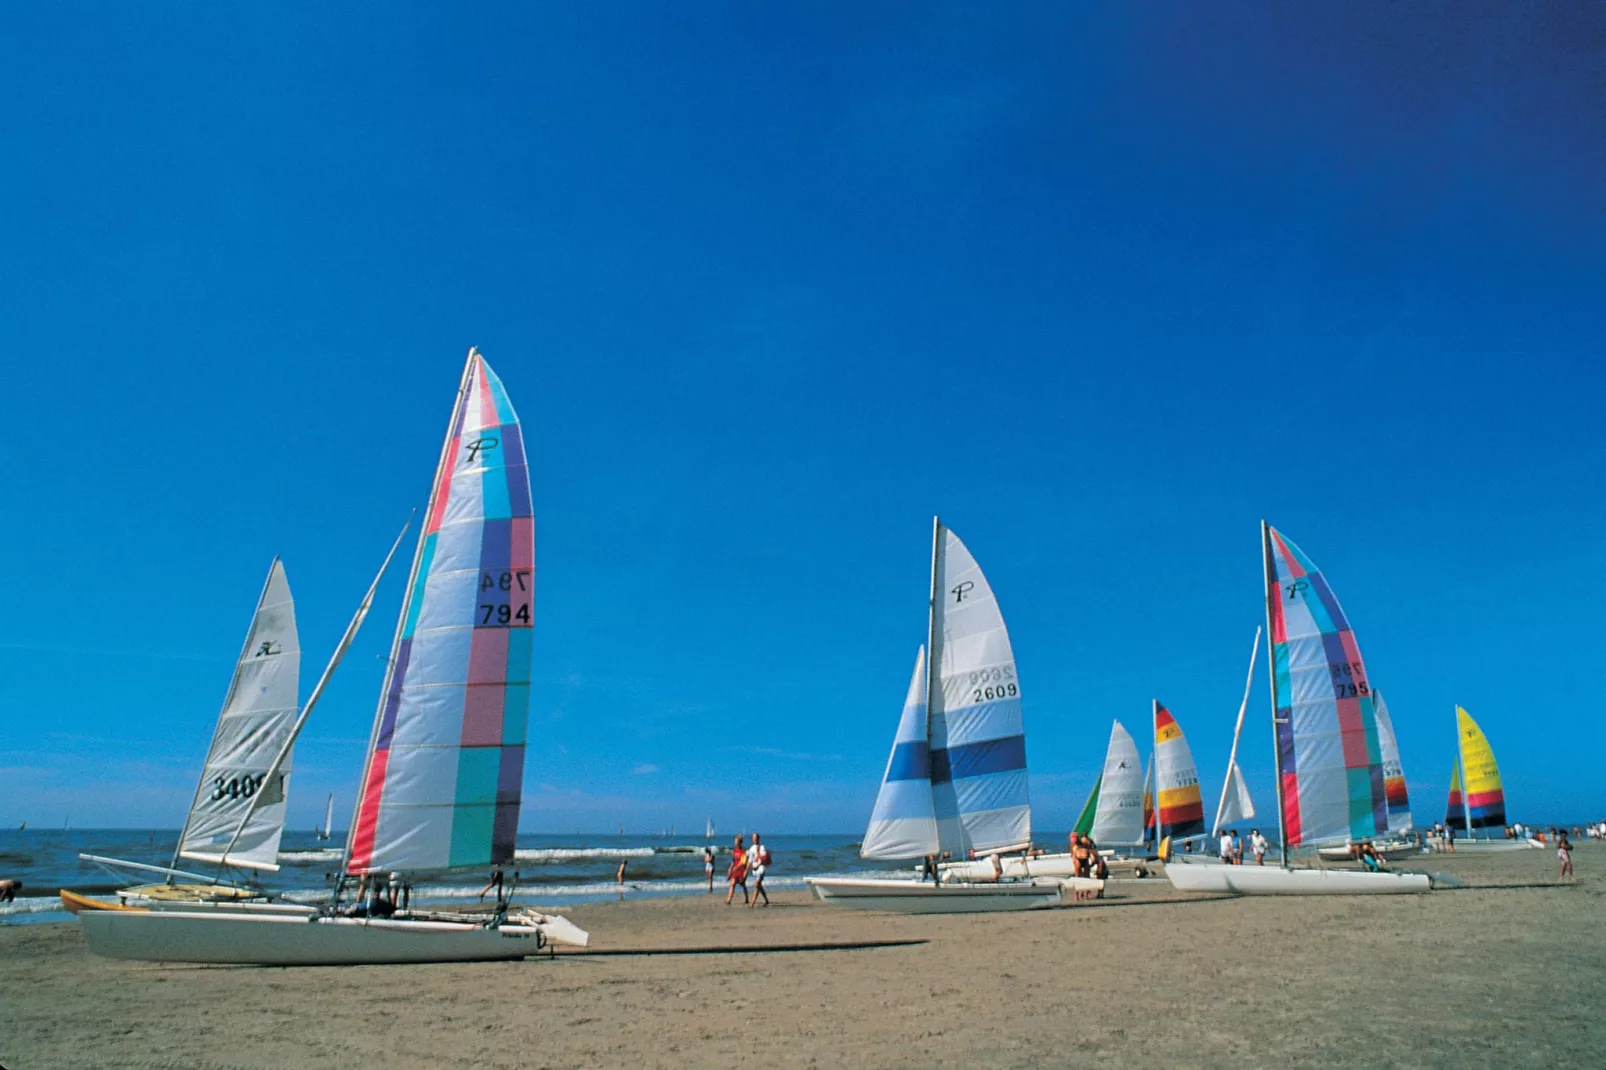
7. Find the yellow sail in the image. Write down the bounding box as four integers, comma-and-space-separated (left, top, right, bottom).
1454, 707, 1506, 830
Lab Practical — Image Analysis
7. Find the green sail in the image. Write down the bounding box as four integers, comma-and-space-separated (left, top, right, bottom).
1073, 774, 1102, 837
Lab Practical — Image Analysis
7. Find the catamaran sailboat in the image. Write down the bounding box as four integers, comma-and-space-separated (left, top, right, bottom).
1166, 524, 1431, 895
76, 560, 305, 910
808, 520, 1066, 912
1316, 690, 1420, 861
1441, 706, 1539, 852
78, 349, 589, 962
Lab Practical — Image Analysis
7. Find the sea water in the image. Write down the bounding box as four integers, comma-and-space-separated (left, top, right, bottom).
0, 828, 938, 924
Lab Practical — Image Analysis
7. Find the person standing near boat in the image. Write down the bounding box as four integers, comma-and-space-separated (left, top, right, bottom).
1218, 828, 1234, 865
726, 835, 750, 905
1250, 829, 1268, 866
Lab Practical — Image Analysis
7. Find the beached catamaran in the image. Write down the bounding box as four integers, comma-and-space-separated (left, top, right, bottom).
808, 520, 1065, 912
1149, 701, 1207, 851
1167, 523, 1431, 894
76, 560, 305, 907
77, 349, 589, 962
1443, 706, 1537, 851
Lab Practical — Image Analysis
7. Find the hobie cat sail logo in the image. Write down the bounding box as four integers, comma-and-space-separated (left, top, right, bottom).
465, 435, 499, 463
950, 580, 975, 604
254, 641, 281, 657
1284, 580, 1309, 601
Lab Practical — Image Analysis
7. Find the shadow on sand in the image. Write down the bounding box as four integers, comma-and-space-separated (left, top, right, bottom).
568, 938, 929, 958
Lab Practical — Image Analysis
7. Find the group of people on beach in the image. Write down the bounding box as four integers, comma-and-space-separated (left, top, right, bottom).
707, 834, 771, 907
1215, 828, 1269, 865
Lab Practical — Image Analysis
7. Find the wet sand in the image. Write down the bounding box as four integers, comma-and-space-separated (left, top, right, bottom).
2, 846, 1600, 1069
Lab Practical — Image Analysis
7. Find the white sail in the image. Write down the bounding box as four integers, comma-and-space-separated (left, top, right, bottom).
1090, 720, 1145, 846
1216, 763, 1255, 828
319, 794, 334, 840
862, 647, 939, 859
930, 523, 1029, 856
1373, 691, 1413, 834
177, 560, 300, 871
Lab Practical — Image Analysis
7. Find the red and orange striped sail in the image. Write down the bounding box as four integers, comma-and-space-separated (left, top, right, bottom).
1153, 702, 1205, 839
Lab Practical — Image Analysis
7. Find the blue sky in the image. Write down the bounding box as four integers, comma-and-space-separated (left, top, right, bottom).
2, 4, 1602, 834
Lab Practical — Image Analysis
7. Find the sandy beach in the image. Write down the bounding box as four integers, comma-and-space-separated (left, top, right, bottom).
3, 847, 1600, 1069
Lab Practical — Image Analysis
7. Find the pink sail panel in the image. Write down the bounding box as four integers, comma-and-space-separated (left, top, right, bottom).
348, 351, 533, 874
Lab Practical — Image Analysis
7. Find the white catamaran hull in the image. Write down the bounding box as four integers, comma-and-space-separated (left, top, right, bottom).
79, 909, 579, 965
805, 877, 1065, 914
1439, 837, 1543, 853
1165, 864, 1431, 896
1316, 843, 1421, 863
934, 852, 1148, 881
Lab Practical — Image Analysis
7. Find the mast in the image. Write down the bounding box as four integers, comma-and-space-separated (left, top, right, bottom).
215, 518, 411, 870
923, 515, 944, 857
171, 560, 282, 871
342, 349, 480, 875
1261, 521, 1289, 868
1151, 699, 1161, 852
1212, 626, 1262, 835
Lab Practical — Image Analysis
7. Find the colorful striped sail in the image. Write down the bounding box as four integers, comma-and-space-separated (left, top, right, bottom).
929, 522, 1030, 856
1153, 703, 1205, 839
1444, 763, 1466, 828
1373, 691, 1413, 833
177, 559, 300, 871
1263, 524, 1387, 847
1455, 706, 1506, 830
1091, 720, 1146, 846
861, 647, 939, 859
347, 350, 533, 875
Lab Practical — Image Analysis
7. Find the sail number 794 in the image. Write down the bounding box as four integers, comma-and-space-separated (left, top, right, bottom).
478, 569, 533, 628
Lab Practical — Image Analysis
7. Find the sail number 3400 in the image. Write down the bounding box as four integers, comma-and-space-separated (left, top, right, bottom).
479, 569, 533, 627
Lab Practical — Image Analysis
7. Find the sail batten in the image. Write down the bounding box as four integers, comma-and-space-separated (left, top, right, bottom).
176, 560, 300, 871
1264, 525, 1387, 847
347, 350, 534, 876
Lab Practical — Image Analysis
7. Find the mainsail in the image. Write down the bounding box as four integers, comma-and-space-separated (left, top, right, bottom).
1152, 703, 1205, 840
861, 647, 938, 859
1263, 524, 1387, 848
1072, 775, 1100, 838
1090, 720, 1145, 846
1373, 691, 1413, 833
1454, 706, 1505, 830
347, 350, 534, 875
1216, 764, 1255, 830
176, 559, 300, 871
929, 522, 1030, 856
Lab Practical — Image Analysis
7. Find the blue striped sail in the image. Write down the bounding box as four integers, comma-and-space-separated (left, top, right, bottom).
930, 525, 1031, 855
861, 647, 939, 859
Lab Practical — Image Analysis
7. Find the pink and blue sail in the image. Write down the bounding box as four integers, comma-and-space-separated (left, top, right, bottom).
1264, 525, 1387, 847
348, 350, 533, 875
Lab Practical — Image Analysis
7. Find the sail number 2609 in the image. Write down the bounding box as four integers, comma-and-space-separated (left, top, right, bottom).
478, 569, 533, 627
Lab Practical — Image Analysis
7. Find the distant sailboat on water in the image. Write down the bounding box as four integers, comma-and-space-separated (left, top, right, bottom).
317, 794, 335, 841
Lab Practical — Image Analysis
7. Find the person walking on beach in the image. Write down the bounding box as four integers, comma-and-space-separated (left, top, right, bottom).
748, 833, 771, 907
703, 844, 717, 892
1250, 829, 1268, 865
1558, 832, 1575, 882
1218, 828, 1234, 865
726, 835, 750, 905
920, 854, 941, 884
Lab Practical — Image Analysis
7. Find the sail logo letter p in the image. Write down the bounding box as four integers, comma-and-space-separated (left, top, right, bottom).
465, 436, 499, 463
951, 581, 975, 604
1285, 580, 1309, 602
